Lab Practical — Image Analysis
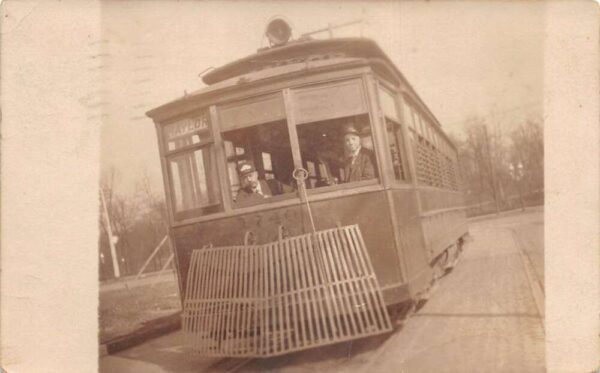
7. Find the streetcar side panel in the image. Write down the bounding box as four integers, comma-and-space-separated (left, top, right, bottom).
389, 188, 432, 298
418, 188, 468, 261
172, 190, 404, 301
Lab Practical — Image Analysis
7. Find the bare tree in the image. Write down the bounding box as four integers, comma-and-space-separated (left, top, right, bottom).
457, 117, 514, 214
98, 165, 173, 280
509, 119, 544, 194
455, 116, 544, 217
100, 167, 139, 277
134, 168, 169, 271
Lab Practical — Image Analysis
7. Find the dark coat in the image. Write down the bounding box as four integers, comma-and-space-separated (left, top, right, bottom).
343, 147, 377, 183
235, 179, 273, 207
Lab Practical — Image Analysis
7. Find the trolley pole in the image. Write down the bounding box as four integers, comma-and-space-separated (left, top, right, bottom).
100, 188, 121, 278
300, 19, 363, 39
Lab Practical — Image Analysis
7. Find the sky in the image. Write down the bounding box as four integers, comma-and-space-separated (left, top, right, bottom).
99, 1, 545, 197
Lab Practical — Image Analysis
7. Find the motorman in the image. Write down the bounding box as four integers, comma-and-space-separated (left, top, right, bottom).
234, 161, 273, 206
341, 123, 376, 183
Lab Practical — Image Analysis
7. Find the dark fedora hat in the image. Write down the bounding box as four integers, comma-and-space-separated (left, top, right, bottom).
341, 122, 360, 137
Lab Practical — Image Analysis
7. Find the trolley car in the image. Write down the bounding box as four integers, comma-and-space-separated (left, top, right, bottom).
146, 19, 468, 358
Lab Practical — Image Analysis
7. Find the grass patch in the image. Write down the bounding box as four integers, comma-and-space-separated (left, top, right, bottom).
99, 279, 182, 343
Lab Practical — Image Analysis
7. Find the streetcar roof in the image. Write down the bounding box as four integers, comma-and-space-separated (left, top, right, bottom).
202, 37, 393, 85
146, 37, 445, 133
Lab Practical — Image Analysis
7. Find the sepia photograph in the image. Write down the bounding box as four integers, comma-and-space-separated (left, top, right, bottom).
96, 2, 546, 372
0, 1, 598, 373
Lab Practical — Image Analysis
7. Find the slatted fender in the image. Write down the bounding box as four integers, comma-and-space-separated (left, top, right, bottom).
182, 224, 392, 357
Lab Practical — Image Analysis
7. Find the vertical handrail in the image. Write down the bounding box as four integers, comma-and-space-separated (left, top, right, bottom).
292, 168, 316, 234
292, 167, 338, 337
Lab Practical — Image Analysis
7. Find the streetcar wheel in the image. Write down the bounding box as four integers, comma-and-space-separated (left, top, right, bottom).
387, 300, 416, 325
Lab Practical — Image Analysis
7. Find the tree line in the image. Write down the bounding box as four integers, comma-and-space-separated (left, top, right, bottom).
453, 117, 544, 216
99, 169, 171, 281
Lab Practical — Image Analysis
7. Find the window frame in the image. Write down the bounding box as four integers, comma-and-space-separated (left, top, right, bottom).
161, 73, 394, 226
375, 82, 411, 184
289, 77, 383, 194
168, 149, 222, 220
401, 94, 461, 191
160, 109, 224, 222
220, 118, 298, 209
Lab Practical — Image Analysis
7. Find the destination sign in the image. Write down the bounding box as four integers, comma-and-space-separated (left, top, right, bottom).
164, 113, 210, 141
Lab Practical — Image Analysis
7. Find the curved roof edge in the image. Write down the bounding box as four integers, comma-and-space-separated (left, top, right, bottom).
147, 37, 448, 139
202, 37, 391, 85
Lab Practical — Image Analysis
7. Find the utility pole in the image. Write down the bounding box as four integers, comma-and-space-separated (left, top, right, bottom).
483, 125, 500, 215
515, 161, 525, 212
100, 188, 121, 278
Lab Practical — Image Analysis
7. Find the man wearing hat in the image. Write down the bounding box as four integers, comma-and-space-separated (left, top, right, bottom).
341, 123, 376, 183
235, 161, 273, 206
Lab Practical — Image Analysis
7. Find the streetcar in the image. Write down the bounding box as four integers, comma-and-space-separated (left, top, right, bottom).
146, 18, 468, 358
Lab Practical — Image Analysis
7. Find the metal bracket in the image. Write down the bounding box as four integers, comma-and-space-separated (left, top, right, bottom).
278, 225, 290, 241
244, 231, 256, 246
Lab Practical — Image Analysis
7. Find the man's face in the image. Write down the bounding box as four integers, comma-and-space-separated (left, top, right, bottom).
240, 171, 259, 189
344, 133, 361, 154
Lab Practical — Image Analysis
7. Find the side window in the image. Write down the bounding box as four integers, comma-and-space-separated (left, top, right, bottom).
386, 119, 407, 180
379, 86, 408, 181
405, 102, 433, 186
163, 112, 223, 220
405, 97, 456, 190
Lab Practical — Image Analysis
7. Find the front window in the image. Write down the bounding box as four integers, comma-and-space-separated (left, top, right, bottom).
169, 148, 221, 215
291, 79, 378, 190
296, 114, 377, 189
222, 120, 295, 207
218, 93, 295, 208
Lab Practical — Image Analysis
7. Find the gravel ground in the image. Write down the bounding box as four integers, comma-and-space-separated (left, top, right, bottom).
100, 280, 181, 343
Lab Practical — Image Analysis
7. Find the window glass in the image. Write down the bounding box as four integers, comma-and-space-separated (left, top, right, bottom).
379, 87, 398, 120
404, 102, 412, 129
386, 119, 407, 181
408, 104, 417, 132
222, 120, 295, 208
296, 114, 378, 189
262, 152, 274, 180
428, 122, 434, 144
412, 108, 419, 132
169, 147, 221, 218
